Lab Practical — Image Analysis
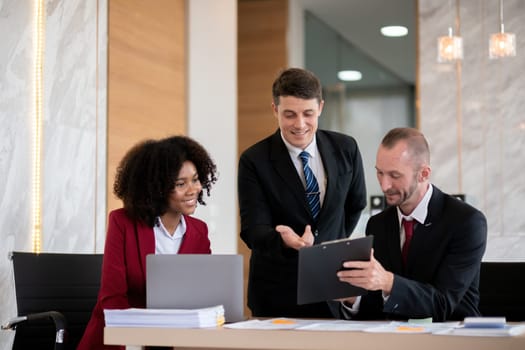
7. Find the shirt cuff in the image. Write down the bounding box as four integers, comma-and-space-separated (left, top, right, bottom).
382, 291, 390, 304
340, 295, 361, 316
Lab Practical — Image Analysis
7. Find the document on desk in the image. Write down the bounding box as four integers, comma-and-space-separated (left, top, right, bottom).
103, 305, 225, 328
296, 320, 388, 331
223, 318, 306, 330
363, 321, 460, 334
224, 318, 389, 332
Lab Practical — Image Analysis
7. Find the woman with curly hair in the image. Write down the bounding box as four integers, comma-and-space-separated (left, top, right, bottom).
79, 135, 217, 350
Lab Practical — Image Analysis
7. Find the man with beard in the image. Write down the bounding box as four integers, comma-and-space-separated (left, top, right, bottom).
333, 127, 487, 322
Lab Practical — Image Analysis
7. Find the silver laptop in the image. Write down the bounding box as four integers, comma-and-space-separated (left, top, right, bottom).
146, 254, 245, 323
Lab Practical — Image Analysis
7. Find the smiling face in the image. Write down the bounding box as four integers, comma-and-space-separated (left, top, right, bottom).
166, 160, 202, 217
375, 140, 431, 215
273, 95, 323, 150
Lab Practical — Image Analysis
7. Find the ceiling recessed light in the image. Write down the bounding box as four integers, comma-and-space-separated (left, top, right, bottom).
380, 25, 408, 37
337, 70, 362, 81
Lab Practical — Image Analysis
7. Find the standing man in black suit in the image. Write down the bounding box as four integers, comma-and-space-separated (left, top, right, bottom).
335, 127, 487, 321
238, 67, 367, 318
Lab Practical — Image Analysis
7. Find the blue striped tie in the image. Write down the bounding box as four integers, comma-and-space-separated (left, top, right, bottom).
299, 151, 321, 220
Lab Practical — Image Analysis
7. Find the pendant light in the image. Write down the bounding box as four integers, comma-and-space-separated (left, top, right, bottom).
489, 0, 516, 59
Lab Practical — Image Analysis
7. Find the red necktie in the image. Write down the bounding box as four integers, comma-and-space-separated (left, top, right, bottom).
401, 218, 414, 265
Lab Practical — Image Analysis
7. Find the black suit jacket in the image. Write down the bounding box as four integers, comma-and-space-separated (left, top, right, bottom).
356, 186, 487, 321
238, 129, 367, 317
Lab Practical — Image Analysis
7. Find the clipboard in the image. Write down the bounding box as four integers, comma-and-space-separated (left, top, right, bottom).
297, 235, 374, 305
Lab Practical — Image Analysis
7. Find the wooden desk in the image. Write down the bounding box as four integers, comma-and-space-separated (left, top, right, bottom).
105, 326, 525, 350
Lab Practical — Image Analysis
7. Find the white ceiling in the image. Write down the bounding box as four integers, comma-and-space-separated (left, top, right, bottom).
300, 0, 416, 84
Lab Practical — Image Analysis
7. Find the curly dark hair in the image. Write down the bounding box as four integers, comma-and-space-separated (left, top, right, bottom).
113, 135, 218, 227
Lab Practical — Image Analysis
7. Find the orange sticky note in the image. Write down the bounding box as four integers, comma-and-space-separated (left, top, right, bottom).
271, 319, 296, 325
396, 326, 425, 332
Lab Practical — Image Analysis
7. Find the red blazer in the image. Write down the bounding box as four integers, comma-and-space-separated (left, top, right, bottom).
78, 208, 211, 350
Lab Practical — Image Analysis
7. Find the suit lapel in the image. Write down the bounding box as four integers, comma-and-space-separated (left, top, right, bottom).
135, 221, 155, 279
316, 131, 337, 221
269, 131, 311, 215
385, 209, 404, 273
406, 187, 444, 269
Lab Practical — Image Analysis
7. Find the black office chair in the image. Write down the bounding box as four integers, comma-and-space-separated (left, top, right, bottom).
478, 261, 525, 321
1, 251, 103, 350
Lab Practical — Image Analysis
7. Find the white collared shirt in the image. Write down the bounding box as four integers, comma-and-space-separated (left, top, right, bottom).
154, 215, 187, 254
396, 184, 433, 249
280, 132, 326, 206
342, 184, 434, 315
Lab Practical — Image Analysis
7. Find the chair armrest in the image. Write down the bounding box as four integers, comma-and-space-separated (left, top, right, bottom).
1, 311, 67, 344
1, 315, 28, 330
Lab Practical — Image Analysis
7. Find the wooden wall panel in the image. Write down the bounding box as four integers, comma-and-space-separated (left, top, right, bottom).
238, 0, 288, 154
238, 0, 288, 317
107, 0, 186, 213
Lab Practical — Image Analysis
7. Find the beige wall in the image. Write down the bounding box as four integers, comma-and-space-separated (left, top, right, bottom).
186, 0, 238, 254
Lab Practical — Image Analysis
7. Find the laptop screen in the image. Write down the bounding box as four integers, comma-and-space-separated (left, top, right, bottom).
146, 254, 245, 323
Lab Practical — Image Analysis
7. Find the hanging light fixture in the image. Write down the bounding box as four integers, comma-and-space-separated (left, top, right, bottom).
437, 0, 463, 62
437, 28, 463, 62
489, 0, 516, 59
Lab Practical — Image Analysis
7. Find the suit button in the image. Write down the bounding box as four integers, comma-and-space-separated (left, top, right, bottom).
314, 230, 319, 237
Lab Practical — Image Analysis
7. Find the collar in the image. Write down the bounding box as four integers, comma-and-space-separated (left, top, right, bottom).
280, 131, 318, 159
397, 184, 433, 225
155, 215, 187, 239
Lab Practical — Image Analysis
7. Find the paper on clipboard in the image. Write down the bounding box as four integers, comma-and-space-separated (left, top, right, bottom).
297, 235, 373, 305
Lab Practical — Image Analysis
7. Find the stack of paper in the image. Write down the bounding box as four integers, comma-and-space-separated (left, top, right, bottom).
104, 305, 225, 328
436, 317, 525, 337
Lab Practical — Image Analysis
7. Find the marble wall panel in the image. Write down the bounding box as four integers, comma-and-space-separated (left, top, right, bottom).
43, 0, 102, 253
0, 1, 106, 348
0, 2, 34, 348
419, 0, 525, 260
